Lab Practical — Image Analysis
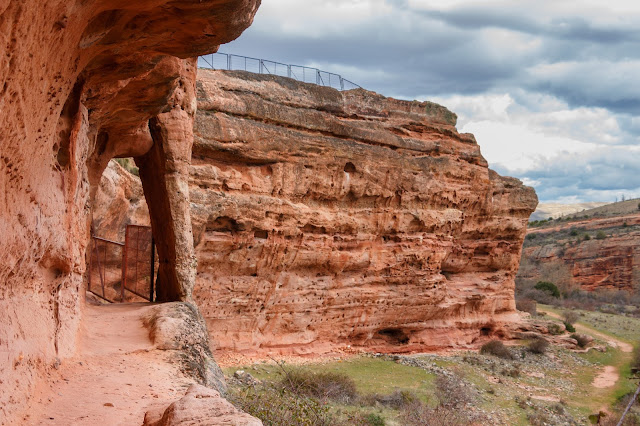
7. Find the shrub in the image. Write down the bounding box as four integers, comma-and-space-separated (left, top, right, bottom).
229, 384, 334, 426
632, 345, 640, 373
435, 373, 476, 409
399, 402, 469, 426
571, 333, 590, 348
583, 233, 591, 241
563, 311, 579, 325
534, 281, 561, 298
280, 369, 357, 404
596, 231, 607, 240
565, 322, 576, 333
114, 157, 140, 176
526, 233, 537, 240
570, 228, 579, 236
516, 299, 537, 316
363, 413, 385, 426
529, 338, 549, 354
362, 389, 418, 410
548, 323, 564, 335
480, 340, 514, 360
528, 410, 553, 426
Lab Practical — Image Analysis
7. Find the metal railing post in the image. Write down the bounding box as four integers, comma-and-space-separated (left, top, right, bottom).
197, 52, 361, 91
150, 236, 155, 302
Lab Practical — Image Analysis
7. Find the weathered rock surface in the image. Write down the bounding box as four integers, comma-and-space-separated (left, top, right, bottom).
518, 214, 640, 292
144, 384, 262, 426
0, 1, 259, 422
187, 70, 537, 355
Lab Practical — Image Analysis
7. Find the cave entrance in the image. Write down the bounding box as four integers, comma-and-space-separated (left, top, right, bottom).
88, 224, 157, 303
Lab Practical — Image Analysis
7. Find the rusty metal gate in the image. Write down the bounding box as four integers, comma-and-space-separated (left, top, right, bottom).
88, 225, 156, 303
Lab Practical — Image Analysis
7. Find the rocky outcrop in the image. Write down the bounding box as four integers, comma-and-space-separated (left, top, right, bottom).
187, 70, 537, 355
518, 214, 640, 292
0, 1, 259, 422
144, 384, 262, 426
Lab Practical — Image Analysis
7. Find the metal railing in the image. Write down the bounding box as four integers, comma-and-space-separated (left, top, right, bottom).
198, 53, 361, 91
88, 225, 156, 303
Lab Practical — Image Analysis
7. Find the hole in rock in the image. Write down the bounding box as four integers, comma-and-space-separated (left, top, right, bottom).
344, 162, 356, 173
254, 229, 268, 239
207, 216, 242, 233
377, 328, 410, 345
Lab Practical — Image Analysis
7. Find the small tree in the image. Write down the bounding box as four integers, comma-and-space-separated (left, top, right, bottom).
534, 281, 561, 298
595, 231, 606, 240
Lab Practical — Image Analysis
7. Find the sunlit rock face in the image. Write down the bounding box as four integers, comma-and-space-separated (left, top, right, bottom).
0, 1, 259, 421
519, 215, 640, 293
189, 70, 538, 356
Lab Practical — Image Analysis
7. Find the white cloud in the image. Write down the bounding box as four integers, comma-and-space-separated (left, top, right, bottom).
223, 1, 640, 202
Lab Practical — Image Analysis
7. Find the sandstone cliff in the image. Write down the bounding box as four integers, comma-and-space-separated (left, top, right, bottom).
518, 213, 640, 292
0, 1, 259, 422
187, 70, 537, 354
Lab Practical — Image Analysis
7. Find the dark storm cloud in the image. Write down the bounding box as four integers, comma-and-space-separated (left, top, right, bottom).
422, 8, 640, 44
227, 2, 640, 113
493, 148, 640, 201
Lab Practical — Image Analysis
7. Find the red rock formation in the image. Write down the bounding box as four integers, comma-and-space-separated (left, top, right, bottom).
519, 214, 640, 292
0, 1, 259, 421
187, 70, 537, 355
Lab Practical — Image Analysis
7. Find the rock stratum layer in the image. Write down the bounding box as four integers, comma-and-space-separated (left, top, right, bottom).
0, 1, 259, 422
186, 70, 538, 355
518, 214, 640, 292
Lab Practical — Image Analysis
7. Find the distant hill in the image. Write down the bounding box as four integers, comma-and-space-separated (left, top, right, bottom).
518, 198, 640, 295
530, 202, 609, 221
560, 198, 640, 220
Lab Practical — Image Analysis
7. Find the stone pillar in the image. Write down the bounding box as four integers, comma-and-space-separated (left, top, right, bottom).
135, 60, 197, 302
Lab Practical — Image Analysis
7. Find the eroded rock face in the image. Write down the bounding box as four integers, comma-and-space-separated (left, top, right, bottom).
519, 214, 640, 292
0, 1, 259, 421
189, 70, 538, 355
144, 384, 262, 426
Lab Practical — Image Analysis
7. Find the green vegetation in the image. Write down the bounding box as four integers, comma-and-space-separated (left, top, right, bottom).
480, 340, 515, 360
528, 338, 549, 354
113, 157, 139, 176
279, 369, 357, 403
225, 306, 640, 425
534, 281, 561, 298
595, 230, 607, 240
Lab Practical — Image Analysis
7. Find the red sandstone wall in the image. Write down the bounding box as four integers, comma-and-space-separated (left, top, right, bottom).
519, 214, 640, 292
0, 2, 259, 421
189, 70, 538, 355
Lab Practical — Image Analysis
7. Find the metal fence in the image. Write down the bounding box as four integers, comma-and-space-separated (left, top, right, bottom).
122, 225, 155, 302
88, 225, 156, 303
198, 53, 361, 91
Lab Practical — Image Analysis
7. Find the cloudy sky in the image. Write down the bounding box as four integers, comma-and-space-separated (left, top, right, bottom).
223, 0, 640, 203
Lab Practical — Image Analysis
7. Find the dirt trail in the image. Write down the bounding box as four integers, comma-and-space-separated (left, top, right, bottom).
24, 303, 193, 425
592, 366, 620, 389
540, 309, 632, 392
541, 310, 633, 353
